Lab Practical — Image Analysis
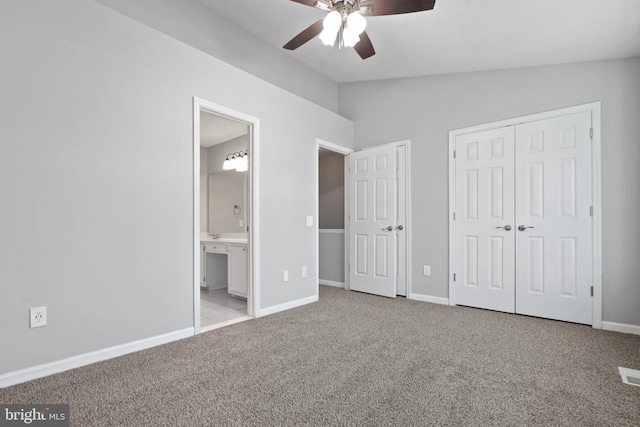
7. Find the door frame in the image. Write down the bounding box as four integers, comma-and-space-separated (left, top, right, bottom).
395, 143, 410, 297
316, 139, 353, 295
193, 97, 260, 334
448, 102, 602, 328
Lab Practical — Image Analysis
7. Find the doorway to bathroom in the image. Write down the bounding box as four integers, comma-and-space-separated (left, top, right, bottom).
193, 98, 258, 333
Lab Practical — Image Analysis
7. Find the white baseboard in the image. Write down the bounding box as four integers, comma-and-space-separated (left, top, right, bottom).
602, 321, 640, 336
0, 327, 194, 389
409, 293, 450, 306
319, 279, 345, 288
258, 294, 318, 317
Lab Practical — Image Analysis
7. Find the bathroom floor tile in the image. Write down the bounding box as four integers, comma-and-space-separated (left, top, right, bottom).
200, 288, 247, 328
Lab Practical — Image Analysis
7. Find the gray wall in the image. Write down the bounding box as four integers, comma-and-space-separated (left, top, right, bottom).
93, 0, 339, 113
319, 153, 345, 229
319, 232, 345, 284
339, 57, 640, 326
318, 153, 345, 284
0, 0, 353, 375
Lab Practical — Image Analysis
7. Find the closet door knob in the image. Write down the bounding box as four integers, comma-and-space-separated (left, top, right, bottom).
396, 225, 404, 230
518, 225, 534, 231
496, 225, 512, 231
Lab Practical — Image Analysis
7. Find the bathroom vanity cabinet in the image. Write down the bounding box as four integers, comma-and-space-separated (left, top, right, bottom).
227, 245, 247, 298
200, 241, 247, 298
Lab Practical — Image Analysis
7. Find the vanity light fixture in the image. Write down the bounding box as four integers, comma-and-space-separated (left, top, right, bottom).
222, 149, 248, 172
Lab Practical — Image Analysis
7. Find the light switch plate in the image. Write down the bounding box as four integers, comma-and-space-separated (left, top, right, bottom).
306, 216, 313, 226
302, 266, 307, 277
423, 265, 431, 276
283, 270, 289, 282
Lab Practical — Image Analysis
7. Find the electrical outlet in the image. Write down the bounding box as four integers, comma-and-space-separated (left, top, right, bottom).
302, 266, 307, 278
283, 270, 289, 282
30, 306, 47, 328
423, 265, 431, 276
239, 219, 244, 227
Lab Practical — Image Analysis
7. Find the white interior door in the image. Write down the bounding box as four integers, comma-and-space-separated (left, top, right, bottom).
349, 144, 397, 297
454, 126, 516, 312
515, 111, 593, 324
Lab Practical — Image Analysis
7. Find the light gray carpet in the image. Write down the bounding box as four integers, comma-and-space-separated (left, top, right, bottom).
2, 286, 640, 426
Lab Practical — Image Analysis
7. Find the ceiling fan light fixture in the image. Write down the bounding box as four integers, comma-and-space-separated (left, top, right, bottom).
319, 27, 338, 46
323, 10, 342, 32
342, 26, 360, 48
284, 0, 436, 60
347, 12, 366, 35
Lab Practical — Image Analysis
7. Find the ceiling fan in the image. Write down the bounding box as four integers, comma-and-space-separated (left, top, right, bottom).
283, 0, 436, 59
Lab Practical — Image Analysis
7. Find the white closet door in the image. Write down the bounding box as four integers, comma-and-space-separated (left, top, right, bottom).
515, 111, 593, 324
349, 144, 397, 298
454, 126, 516, 312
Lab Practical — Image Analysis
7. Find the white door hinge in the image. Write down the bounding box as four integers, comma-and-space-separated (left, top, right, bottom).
589, 128, 593, 139
590, 206, 593, 217
453, 273, 456, 281
453, 212, 456, 221
590, 286, 594, 297
453, 149, 456, 159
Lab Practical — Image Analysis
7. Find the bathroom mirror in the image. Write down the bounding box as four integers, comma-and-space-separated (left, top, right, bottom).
208, 170, 246, 233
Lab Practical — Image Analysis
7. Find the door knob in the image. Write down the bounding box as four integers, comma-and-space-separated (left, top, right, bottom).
518, 225, 534, 231
396, 225, 404, 230
496, 225, 512, 231
382, 226, 393, 231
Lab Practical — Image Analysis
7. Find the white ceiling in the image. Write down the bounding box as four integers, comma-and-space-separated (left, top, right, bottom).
197, 0, 640, 83
200, 111, 248, 148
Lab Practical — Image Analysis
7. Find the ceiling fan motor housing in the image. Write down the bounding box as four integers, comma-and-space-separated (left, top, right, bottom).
317, 0, 370, 14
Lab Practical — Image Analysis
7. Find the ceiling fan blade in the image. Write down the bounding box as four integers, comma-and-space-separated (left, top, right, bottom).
283, 19, 324, 50
360, 0, 436, 16
354, 31, 375, 59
